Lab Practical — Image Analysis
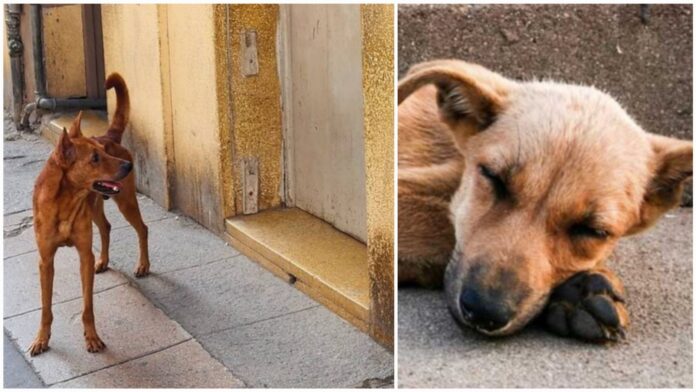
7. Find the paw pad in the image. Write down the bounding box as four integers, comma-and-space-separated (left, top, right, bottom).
543, 272, 627, 343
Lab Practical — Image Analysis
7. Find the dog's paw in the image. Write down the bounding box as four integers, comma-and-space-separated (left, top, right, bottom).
95, 259, 109, 273
28, 337, 50, 356
134, 263, 150, 278
84, 334, 106, 353
542, 271, 628, 343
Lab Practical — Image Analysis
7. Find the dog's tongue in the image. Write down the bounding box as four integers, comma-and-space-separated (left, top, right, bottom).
100, 181, 121, 192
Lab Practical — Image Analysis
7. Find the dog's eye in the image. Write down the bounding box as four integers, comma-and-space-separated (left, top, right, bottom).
478, 164, 508, 199
91, 152, 100, 163
568, 223, 609, 239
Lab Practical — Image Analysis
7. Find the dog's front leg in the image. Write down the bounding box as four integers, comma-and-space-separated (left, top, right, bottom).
29, 244, 58, 356
542, 267, 629, 343
75, 236, 106, 353
92, 196, 111, 273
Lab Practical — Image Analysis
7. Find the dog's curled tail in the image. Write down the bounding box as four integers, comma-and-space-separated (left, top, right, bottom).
105, 72, 130, 143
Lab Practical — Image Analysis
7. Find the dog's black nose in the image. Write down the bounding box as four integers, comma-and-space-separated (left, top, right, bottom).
459, 288, 514, 332
121, 161, 133, 173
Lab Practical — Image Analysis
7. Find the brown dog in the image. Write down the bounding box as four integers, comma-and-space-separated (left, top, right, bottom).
398, 60, 692, 342
29, 73, 150, 356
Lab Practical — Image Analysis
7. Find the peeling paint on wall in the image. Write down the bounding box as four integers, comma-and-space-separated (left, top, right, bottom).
360, 4, 395, 348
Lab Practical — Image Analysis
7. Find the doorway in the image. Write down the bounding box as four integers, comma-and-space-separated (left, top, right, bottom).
280, 4, 367, 242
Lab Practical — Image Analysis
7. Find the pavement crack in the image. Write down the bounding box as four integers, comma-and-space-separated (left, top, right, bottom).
4, 154, 26, 160
20, 159, 45, 167
4, 249, 38, 260
4, 282, 129, 321
355, 375, 394, 388
4, 216, 33, 238
4, 207, 32, 217
200, 304, 321, 337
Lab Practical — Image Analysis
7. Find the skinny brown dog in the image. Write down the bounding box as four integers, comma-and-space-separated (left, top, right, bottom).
29, 73, 150, 356
398, 60, 692, 342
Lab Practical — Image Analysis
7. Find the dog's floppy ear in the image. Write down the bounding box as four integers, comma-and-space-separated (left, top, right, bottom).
628, 134, 693, 234
68, 111, 84, 138
399, 60, 516, 142
54, 128, 76, 168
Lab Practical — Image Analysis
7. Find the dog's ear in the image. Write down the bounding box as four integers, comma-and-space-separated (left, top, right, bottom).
68, 111, 84, 138
54, 128, 76, 168
399, 60, 516, 145
628, 135, 692, 234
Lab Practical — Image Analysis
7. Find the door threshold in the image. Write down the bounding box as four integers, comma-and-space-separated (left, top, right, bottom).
40, 110, 108, 144
224, 208, 370, 332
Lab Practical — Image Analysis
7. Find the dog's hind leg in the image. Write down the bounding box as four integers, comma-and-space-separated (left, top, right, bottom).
92, 196, 111, 273
398, 191, 455, 288
114, 178, 150, 278
29, 244, 58, 356
542, 267, 629, 343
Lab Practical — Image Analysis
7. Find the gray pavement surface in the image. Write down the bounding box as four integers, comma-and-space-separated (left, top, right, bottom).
3, 120, 393, 388
398, 209, 693, 388
4, 333, 44, 388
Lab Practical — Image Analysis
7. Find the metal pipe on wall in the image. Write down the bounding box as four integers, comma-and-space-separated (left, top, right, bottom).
5, 4, 25, 125
19, 4, 105, 130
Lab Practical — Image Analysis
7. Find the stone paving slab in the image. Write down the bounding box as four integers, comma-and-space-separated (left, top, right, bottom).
3, 134, 52, 216
4, 250, 128, 318
398, 209, 692, 388
102, 216, 239, 274
4, 221, 38, 259
4, 332, 44, 388
201, 305, 394, 388
100, 194, 171, 230
130, 255, 317, 337
4, 285, 191, 385
4, 208, 33, 230
51, 340, 244, 388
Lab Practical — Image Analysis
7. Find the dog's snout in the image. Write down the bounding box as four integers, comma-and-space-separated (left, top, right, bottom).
120, 161, 133, 174
459, 287, 514, 332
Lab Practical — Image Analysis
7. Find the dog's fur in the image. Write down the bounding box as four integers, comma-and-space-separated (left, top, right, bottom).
398, 60, 692, 341
29, 73, 150, 356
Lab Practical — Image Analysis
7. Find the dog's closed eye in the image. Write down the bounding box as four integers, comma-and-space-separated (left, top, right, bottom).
568, 222, 610, 239
478, 164, 509, 200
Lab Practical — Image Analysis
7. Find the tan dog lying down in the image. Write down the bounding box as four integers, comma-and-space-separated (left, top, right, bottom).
398, 60, 692, 342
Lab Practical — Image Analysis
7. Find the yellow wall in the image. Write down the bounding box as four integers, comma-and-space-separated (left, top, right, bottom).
101, 4, 171, 208
102, 4, 231, 232
361, 4, 395, 347
167, 4, 227, 231
42, 5, 86, 98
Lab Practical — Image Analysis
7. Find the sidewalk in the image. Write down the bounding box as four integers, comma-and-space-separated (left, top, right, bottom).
3, 120, 393, 388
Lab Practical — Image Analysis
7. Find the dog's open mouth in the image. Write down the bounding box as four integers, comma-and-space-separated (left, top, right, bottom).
92, 180, 122, 195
